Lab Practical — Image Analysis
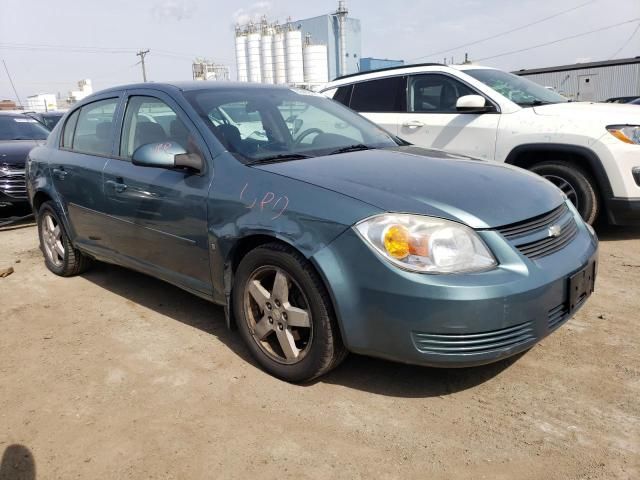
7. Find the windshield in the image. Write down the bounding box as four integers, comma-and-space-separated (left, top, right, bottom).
465, 68, 568, 106
185, 87, 399, 163
0, 115, 50, 140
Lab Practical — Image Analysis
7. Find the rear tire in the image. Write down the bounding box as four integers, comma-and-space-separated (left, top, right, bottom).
530, 161, 600, 224
37, 201, 92, 276
233, 242, 347, 382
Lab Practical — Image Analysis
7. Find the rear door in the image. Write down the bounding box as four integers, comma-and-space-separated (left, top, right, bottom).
396, 73, 500, 160
102, 89, 213, 294
49, 95, 122, 249
339, 76, 406, 136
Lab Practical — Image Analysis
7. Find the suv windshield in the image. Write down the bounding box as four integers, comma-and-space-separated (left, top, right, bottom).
465, 68, 568, 107
0, 115, 50, 140
185, 87, 399, 163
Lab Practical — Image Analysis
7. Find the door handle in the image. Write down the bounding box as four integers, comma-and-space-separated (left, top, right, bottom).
106, 179, 128, 193
52, 167, 68, 180
402, 120, 425, 129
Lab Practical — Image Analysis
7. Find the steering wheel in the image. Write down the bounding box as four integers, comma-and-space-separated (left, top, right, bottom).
293, 128, 323, 147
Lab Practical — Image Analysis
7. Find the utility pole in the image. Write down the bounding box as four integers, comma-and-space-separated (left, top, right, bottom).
136, 49, 150, 82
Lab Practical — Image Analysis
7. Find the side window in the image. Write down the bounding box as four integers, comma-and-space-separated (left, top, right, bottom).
61, 109, 79, 148
120, 96, 192, 159
408, 74, 476, 113
72, 98, 119, 156
332, 85, 353, 107
350, 76, 405, 112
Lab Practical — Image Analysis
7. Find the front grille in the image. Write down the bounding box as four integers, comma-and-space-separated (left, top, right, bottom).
0, 166, 26, 199
412, 321, 535, 355
496, 204, 578, 260
497, 204, 568, 240
547, 303, 569, 331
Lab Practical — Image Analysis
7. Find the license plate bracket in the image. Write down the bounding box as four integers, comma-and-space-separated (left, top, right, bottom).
568, 261, 596, 313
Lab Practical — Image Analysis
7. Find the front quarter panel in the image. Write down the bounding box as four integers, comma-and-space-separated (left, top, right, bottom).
206, 152, 381, 304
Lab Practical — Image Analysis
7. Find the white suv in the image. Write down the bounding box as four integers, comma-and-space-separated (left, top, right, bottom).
321, 64, 640, 225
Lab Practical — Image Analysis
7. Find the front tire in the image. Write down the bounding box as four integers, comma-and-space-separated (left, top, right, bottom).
37, 201, 92, 276
233, 242, 347, 382
530, 161, 600, 224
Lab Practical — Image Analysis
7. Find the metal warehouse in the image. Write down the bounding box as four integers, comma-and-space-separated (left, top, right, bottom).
514, 57, 640, 102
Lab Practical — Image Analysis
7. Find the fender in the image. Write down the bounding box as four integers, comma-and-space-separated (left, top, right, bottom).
504, 143, 613, 199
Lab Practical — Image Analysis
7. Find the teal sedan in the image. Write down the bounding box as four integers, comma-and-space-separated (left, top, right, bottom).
26, 83, 598, 382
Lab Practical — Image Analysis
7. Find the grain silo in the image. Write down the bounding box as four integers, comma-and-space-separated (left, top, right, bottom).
303, 35, 329, 85
246, 23, 262, 83
272, 24, 287, 84
234, 27, 248, 82
285, 23, 304, 84
260, 19, 275, 84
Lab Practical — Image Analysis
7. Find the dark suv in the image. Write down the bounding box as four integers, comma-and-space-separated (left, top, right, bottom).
0, 112, 49, 210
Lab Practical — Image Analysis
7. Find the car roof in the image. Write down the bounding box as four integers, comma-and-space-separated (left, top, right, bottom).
93, 81, 293, 96
323, 63, 496, 88
0, 111, 28, 117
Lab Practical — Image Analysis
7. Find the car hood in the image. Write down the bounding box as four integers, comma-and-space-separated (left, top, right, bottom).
254, 147, 564, 229
0, 140, 43, 166
533, 102, 640, 124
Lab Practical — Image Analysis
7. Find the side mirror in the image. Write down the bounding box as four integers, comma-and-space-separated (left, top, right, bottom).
132, 141, 203, 173
456, 95, 494, 113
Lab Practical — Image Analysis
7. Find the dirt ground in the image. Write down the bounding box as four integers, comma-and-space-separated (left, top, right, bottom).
0, 219, 638, 480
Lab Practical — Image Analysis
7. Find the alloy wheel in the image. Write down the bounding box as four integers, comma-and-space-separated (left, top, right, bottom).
42, 212, 64, 267
243, 266, 313, 364
544, 174, 579, 208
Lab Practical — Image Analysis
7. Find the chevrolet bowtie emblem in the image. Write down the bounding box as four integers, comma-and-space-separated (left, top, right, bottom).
548, 224, 562, 237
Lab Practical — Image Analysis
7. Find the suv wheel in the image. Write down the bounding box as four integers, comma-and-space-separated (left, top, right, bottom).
233, 242, 347, 382
37, 201, 92, 276
530, 161, 600, 224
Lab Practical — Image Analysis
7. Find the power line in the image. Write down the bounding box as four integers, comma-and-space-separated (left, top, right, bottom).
409, 0, 599, 62
609, 22, 640, 59
475, 18, 640, 62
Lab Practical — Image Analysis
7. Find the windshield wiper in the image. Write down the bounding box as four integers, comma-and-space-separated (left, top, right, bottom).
247, 153, 312, 165
328, 144, 373, 155
519, 100, 556, 107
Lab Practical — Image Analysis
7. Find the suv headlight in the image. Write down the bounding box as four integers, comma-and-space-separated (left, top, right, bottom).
354, 214, 497, 274
607, 125, 640, 145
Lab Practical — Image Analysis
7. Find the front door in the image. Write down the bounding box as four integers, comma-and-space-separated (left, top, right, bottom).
103, 91, 213, 294
49, 96, 121, 250
396, 74, 500, 160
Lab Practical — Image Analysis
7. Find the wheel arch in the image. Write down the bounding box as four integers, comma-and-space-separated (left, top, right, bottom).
504, 143, 613, 199
222, 234, 346, 349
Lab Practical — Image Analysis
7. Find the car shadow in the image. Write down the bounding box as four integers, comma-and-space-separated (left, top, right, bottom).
81, 262, 520, 397
595, 223, 640, 241
0, 444, 36, 480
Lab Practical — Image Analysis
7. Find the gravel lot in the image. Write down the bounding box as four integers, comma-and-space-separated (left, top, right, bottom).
1, 219, 638, 479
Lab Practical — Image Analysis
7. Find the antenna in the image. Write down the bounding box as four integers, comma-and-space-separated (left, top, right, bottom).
2, 59, 23, 107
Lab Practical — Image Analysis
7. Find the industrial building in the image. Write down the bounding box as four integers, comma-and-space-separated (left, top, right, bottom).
360, 57, 404, 73
234, 1, 360, 87
25, 93, 57, 112
192, 60, 230, 81
514, 57, 640, 102
68, 79, 93, 104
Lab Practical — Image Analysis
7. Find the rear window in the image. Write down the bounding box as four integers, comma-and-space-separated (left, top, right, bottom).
0, 116, 49, 141
332, 85, 353, 107
71, 98, 119, 156
349, 76, 405, 112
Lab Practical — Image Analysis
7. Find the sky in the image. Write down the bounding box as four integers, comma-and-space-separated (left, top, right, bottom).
0, 0, 639, 102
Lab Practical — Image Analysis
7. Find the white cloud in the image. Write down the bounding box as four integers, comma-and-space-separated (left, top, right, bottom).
152, 0, 197, 21
232, 1, 272, 26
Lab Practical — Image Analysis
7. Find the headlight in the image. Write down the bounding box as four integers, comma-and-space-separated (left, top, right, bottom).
606, 125, 640, 145
354, 214, 497, 274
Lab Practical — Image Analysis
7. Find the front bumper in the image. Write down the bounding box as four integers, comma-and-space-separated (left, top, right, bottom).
605, 197, 640, 226
312, 208, 598, 368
